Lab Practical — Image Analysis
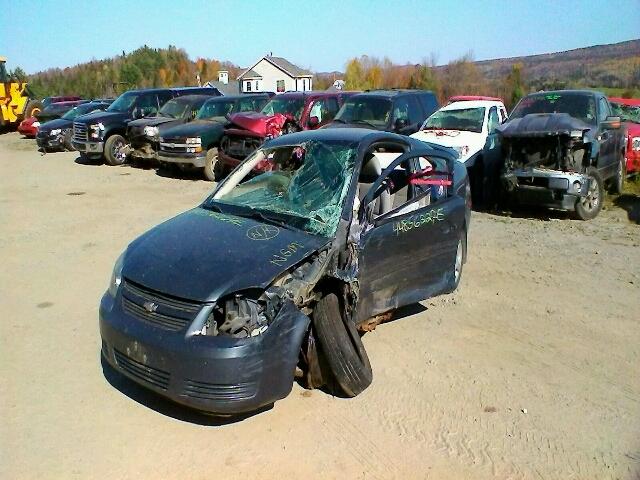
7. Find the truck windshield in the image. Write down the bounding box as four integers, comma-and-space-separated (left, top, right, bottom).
208, 140, 357, 237
159, 99, 189, 119
423, 107, 485, 132
107, 92, 137, 113
511, 93, 597, 124
333, 97, 391, 127
197, 100, 235, 120
62, 103, 101, 120
261, 98, 305, 121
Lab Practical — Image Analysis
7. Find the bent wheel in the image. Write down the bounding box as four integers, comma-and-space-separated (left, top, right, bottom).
203, 147, 219, 182
444, 229, 466, 293
575, 167, 604, 220
312, 293, 372, 397
609, 155, 625, 195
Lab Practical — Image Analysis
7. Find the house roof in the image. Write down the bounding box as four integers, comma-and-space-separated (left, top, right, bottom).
203, 80, 240, 96
237, 55, 312, 80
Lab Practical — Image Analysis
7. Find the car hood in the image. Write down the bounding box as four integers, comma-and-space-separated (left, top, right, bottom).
122, 207, 329, 302
75, 110, 129, 125
324, 122, 386, 131
411, 129, 485, 156
128, 116, 179, 128
160, 120, 224, 139
622, 120, 640, 136
228, 112, 289, 137
38, 118, 72, 133
497, 113, 594, 138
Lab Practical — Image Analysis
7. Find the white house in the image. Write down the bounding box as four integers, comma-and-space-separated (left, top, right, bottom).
237, 56, 313, 94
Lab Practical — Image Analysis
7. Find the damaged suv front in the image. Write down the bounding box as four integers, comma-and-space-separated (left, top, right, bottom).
498, 91, 622, 220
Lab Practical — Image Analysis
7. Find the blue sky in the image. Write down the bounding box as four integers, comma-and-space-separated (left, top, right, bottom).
3, 0, 639, 74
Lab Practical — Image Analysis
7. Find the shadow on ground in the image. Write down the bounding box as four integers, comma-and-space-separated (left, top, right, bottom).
614, 193, 640, 224
101, 354, 272, 425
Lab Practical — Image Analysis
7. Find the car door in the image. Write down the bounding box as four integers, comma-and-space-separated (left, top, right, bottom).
596, 95, 616, 178
356, 152, 465, 322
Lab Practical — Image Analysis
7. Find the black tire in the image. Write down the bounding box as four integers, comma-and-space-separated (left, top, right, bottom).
444, 229, 466, 294
312, 293, 372, 397
104, 134, 128, 166
24, 99, 42, 119
63, 129, 74, 151
574, 167, 604, 220
609, 154, 626, 195
203, 147, 219, 181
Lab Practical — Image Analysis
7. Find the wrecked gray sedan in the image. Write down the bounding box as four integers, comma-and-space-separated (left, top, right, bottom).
100, 128, 470, 415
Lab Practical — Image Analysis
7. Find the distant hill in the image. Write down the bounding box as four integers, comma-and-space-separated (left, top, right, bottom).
469, 39, 640, 90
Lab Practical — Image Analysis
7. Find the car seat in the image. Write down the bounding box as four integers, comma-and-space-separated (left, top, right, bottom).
358, 155, 392, 216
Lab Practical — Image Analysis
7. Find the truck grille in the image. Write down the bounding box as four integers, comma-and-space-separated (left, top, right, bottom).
121, 279, 202, 331
159, 137, 189, 154
73, 122, 87, 142
114, 349, 170, 390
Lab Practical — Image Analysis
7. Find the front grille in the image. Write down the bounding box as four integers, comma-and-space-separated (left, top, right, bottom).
73, 122, 87, 142
182, 379, 257, 401
159, 137, 189, 154
114, 349, 170, 390
222, 135, 262, 160
121, 279, 201, 331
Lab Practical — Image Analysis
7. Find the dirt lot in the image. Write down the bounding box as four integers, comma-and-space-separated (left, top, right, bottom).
1, 131, 639, 480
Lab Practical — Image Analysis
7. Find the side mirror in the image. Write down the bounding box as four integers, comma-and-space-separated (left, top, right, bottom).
132, 108, 143, 119
308, 116, 320, 128
601, 115, 621, 129
394, 118, 408, 132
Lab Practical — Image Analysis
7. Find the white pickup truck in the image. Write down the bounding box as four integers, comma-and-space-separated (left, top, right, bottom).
411, 96, 508, 207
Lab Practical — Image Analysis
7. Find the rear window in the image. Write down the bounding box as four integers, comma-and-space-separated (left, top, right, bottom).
418, 93, 439, 118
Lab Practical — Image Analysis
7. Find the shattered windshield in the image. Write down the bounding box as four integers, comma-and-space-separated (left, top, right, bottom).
423, 107, 485, 132
159, 99, 190, 119
334, 97, 391, 127
208, 140, 357, 237
107, 92, 137, 113
610, 102, 640, 124
197, 100, 235, 120
260, 98, 305, 121
511, 93, 597, 124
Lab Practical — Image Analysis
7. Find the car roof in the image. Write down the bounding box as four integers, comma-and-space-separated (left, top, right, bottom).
609, 97, 640, 107
171, 94, 214, 102
276, 91, 341, 99
203, 94, 268, 102
441, 100, 504, 110
264, 127, 456, 158
448, 95, 503, 103
525, 89, 603, 98
353, 89, 435, 98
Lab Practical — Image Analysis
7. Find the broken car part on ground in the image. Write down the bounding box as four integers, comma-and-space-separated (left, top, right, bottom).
100, 128, 470, 414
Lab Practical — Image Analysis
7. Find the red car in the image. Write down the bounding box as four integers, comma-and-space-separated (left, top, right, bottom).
18, 116, 40, 137
609, 97, 640, 175
218, 91, 354, 176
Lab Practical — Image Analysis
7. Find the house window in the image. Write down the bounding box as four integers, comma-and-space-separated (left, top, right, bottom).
245, 81, 252, 92
255, 80, 259, 91
277, 80, 285, 93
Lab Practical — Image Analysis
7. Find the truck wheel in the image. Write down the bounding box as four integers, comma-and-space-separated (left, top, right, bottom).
24, 99, 43, 118
444, 228, 466, 294
203, 147, 219, 181
312, 293, 372, 397
574, 167, 604, 220
609, 155, 626, 195
63, 129, 74, 151
104, 134, 128, 166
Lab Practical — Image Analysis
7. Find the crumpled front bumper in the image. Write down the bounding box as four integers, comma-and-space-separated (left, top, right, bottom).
36, 132, 64, 150
99, 291, 310, 415
72, 139, 104, 154
502, 167, 590, 211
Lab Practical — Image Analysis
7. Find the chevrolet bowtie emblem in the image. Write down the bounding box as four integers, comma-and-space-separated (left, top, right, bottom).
143, 301, 158, 313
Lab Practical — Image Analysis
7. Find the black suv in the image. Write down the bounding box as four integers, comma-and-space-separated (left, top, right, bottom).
126, 95, 216, 161
71, 87, 220, 165
326, 89, 439, 135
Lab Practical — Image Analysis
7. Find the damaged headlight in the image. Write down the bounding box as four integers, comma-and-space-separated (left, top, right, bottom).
107, 251, 125, 297
632, 137, 640, 151
143, 126, 159, 138
32, 121, 41, 127
89, 123, 105, 140
49, 128, 62, 136
204, 294, 273, 338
